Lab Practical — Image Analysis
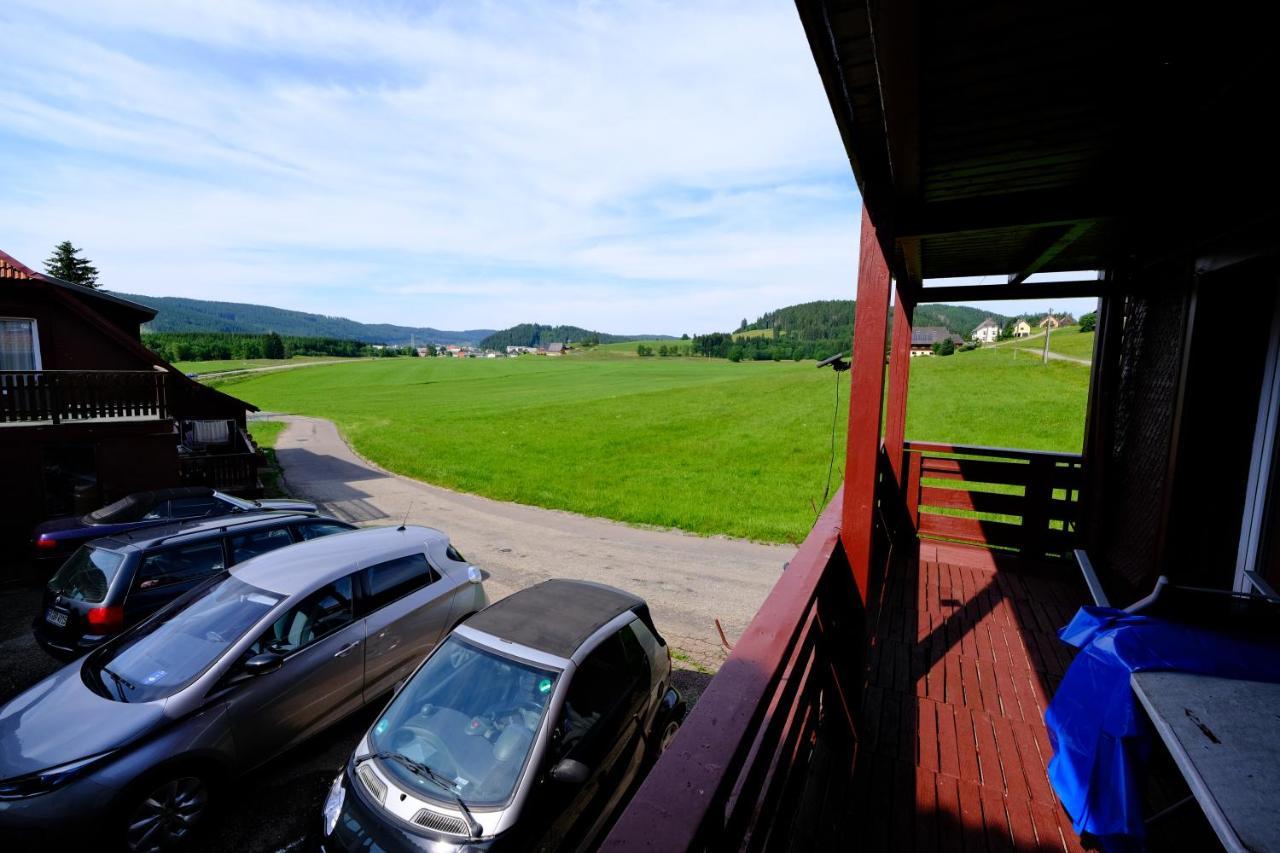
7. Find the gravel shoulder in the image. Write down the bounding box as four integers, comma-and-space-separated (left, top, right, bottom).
270, 414, 791, 671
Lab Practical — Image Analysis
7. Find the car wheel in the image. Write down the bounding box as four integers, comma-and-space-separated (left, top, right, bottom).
659, 719, 681, 754
124, 774, 210, 852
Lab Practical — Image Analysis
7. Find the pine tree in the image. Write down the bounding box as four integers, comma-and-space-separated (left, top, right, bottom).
263, 332, 286, 359
43, 241, 101, 288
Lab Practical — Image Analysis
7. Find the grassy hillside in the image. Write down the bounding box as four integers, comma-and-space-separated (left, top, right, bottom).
113, 291, 493, 346
217, 348, 1089, 543
1010, 327, 1095, 360
479, 323, 673, 349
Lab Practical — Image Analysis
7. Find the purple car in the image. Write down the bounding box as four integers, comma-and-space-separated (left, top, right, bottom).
32, 486, 316, 567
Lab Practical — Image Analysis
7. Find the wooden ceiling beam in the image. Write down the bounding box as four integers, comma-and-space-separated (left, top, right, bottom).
1007, 221, 1095, 284
896, 189, 1112, 240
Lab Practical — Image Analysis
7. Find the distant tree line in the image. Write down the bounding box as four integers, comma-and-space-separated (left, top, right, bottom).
736, 299, 1010, 343
142, 331, 393, 362
636, 343, 694, 357
481, 323, 674, 350
689, 331, 848, 363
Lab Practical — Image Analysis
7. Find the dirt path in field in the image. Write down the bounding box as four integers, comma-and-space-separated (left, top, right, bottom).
267, 415, 792, 670
193, 358, 373, 379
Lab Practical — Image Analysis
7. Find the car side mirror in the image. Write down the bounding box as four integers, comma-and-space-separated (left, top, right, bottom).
549, 758, 590, 785
243, 652, 283, 676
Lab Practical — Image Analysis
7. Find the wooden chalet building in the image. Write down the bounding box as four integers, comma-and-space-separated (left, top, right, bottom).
1, 250, 260, 555
908, 326, 949, 357
605, 2, 1278, 851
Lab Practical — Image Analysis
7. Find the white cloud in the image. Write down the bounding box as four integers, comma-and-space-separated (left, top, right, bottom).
0, 0, 860, 333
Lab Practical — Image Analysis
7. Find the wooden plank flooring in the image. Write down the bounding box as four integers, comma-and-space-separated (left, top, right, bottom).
854, 544, 1089, 852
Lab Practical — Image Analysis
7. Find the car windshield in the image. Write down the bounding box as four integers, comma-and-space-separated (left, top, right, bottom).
49, 546, 126, 603
87, 575, 280, 703
369, 636, 558, 807
215, 492, 255, 511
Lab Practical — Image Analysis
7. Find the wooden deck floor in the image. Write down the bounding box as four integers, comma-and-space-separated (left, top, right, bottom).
853, 543, 1090, 852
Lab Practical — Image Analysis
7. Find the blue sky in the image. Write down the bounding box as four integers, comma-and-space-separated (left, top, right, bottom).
0, 0, 1094, 334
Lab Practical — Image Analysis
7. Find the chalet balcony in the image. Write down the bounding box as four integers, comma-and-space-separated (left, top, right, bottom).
603, 442, 1099, 852
0, 369, 168, 426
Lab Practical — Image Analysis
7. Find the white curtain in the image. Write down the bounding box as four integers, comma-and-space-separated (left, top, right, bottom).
0, 319, 37, 371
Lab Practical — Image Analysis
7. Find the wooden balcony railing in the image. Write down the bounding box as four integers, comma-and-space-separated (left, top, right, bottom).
904, 441, 1082, 561
177, 428, 262, 494
0, 370, 168, 426
602, 488, 865, 851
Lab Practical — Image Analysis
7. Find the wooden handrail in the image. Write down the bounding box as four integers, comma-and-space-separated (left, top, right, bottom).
602, 488, 858, 850
904, 439, 1083, 463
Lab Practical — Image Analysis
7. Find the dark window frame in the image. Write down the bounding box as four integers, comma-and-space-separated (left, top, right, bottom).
247, 574, 358, 661
168, 495, 229, 520
228, 524, 296, 564
293, 519, 357, 541
134, 537, 230, 591
356, 551, 440, 616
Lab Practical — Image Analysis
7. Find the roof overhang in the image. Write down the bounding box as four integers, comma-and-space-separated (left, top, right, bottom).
795, 0, 1280, 297
0, 249, 156, 321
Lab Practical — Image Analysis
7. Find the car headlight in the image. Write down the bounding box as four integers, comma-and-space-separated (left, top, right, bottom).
0, 753, 109, 800
323, 771, 346, 836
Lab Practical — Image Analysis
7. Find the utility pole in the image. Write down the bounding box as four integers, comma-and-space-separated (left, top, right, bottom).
1041, 307, 1053, 364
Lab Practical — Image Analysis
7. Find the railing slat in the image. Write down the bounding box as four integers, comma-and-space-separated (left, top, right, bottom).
920, 486, 1026, 517
918, 513, 1026, 547
0, 370, 170, 425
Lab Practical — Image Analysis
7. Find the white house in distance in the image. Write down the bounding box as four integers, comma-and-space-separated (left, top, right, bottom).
971, 317, 1001, 343
1013, 319, 1032, 337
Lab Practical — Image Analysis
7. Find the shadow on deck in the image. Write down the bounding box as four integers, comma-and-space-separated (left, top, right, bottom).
847, 541, 1087, 852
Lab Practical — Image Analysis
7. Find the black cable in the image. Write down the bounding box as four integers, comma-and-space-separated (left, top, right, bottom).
817, 365, 842, 518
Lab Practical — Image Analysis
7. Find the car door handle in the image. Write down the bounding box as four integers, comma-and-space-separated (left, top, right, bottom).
334, 641, 360, 658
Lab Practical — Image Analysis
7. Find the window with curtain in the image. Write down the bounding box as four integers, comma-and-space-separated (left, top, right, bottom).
1, 319, 39, 370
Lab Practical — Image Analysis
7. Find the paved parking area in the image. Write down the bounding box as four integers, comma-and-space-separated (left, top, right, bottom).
0, 579, 709, 851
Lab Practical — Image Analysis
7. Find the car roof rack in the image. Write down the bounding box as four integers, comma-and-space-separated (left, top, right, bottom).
141, 511, 311, 548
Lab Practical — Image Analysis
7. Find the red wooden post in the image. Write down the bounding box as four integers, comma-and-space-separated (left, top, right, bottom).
883, 283, 915, 486
906, 448, 922, 529
841, 207, 894, 602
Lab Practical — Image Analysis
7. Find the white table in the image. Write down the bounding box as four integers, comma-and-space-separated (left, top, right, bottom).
1131, 672, 1280, 853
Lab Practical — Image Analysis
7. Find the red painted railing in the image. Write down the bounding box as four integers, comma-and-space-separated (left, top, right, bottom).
601, 487, 866, 850
0, 369, 167, 425
904, 441, 1082, 561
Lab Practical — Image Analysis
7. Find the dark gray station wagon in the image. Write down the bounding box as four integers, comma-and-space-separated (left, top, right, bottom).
33, 512, 356, 659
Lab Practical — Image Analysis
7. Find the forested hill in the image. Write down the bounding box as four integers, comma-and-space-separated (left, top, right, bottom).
479, 324, 675, 349
111, 292, 494, 346
737, 300, 1008, 339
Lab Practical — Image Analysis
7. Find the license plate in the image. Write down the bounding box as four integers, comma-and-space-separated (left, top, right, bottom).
44, 608, 68, 628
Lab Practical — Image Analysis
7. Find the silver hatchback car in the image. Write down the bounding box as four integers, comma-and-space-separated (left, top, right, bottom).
0, 524, 487, 852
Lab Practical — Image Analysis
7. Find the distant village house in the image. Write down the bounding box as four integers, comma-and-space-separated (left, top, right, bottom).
1039, 313, 1075, 330
971, 317, 1001, 343
1013, 319, 1032, 338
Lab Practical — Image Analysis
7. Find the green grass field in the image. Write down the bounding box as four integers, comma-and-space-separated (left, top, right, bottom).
215, 346, 1089, 544
248, 419, 285, 449
173, 355, 359, 374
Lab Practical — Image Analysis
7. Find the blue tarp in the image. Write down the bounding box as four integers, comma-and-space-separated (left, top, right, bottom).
1045, 606, 1280, 849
